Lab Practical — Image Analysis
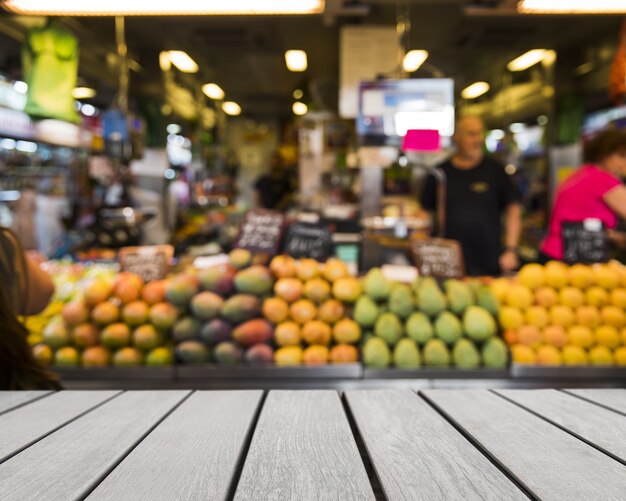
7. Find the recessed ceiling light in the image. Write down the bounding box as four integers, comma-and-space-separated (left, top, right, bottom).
293, 101, 308, 116
222, 101, 242, 116
1, 0, 325, 15
202, 83, 225, 100
402, 50, 428, 73
285, 50, 307, 72
293, 89, 304, 99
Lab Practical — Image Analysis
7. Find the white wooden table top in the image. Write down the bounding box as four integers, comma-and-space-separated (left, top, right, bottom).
1, 389, 625, 500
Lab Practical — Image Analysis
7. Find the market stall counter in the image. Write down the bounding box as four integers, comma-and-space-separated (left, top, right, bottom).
1, 389, 625, 500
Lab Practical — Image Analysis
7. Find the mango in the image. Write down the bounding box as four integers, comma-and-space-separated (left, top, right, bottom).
303, 345, 330, 366
91, 301, 120, 326
393, 338, 421, 368
416, 278, 447, 318
614, 346, 626, 366
490, 277, 511, 303
504, 284, 533, 309
434, 311, 463, 345
318, 299, 346, 324
274, 321, 301, 347
62, 301, 90, 327
589, 345, 614, 366
452, 338, 481, 369
576, 305, 600, 328
213, 340, 244, 364
544, 261, 568, 289
389, 284, 416, 319
113, 273, 144, 304
498, 306, 524, 330
586, 287, 609, 308
423, 339, 451, 367
149, 302, 179, 331
32, 344, 54, 365
375, 312, 403, 346
275, 345, 303, 366
274, 278, 304, 303
535, 287, 558, 308
232, 319, 273, 347
559, 287, 584, 309
301, 320, 332, 346
562, 345, 588, 366
165, 274, 200, 308
262, 297, 290, 324
198, 264, 236, 296
445, 280, 474, 315
511, 344, 537, 364
190, 291, 224, 321
542, 325, 568, 348
353, 296, 379, 328
363, 268, 392, 301
140, 280, 167, 306
84, 280, 113, 307
54, 346, 80, 367
289, 299, 317, 324
610, 288, 626, 309
269, 255, 297, 279
463, 306, 497, 342
81, 346, 112, 367
229, 248, 252, 269
569, 264, 593, 289
568, 325, 594, 349
405, 312, 434, 345
122, 301, 150, 327
200, 318, 233, 345
101, 323, 131, 349
330, 344, 359, 364
176, 340, 210, 364
517, 325, 543, 348
234, 265, 274, 296
601, 306, 625, 328
222, 294, 261, 324
332, 277, 363, 303
362, 336, 391, 368
245, 344, 274, 364
172, 316, 201, 343
304, 278, 332, 303
549, 305, 574, 328
145, 346, 173, 367
333, 318, 361, 344
112, 347, 143, 367
525, 306, 549, 328
593, 265, 618, 289
72, 323, 100, 348
132, 324, 162, 351
475, 285, 499, 316
595, 325, 620, 349
536, 345, 562, 365
296, 259, 320, 281
321, 258, 350, 283
482, 337, 508, 368
518, 263, 545, 290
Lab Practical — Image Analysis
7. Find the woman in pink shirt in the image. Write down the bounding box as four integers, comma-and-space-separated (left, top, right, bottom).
541, 129, 626, 262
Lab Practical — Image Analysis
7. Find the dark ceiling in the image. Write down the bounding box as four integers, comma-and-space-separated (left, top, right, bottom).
0, 0, 623, 121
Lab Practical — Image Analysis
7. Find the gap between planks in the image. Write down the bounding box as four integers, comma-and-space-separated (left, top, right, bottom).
414, 390, 539, 501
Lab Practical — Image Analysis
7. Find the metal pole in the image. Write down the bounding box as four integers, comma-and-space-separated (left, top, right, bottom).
115, 16, 129, 113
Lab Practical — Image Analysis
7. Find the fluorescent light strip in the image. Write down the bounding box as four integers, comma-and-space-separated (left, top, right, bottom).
461, 81, 489, 99
2, 0, 325, 15
507, 49, 548, 71
519, 0, 626, 14
222, 101, 241, 116
202, 83, 225, 100
167, 51, 198, 73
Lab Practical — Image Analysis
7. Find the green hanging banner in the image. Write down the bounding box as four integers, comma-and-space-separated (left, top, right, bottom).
22, 21, 80, 123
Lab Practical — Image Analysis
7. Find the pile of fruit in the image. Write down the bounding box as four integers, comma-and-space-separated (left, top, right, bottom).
33, 272, 174, 367
356, 269, 507, 369
173, 251, 362, 366
495, 261, 626, 366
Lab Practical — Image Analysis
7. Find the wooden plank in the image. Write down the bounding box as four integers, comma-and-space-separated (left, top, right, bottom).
422, 390, 626, 501
565, 389, 626, 415
345, 390, 528, 501
87, 391, 263, 501
0, 391, 51, 414
0, 390, 120, 463
0, 390, 189, 501
234, 390, 375, 501
496, 389, 626, 463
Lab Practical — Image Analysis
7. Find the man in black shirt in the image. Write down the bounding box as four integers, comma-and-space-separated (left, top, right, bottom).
421, 116, 521, 276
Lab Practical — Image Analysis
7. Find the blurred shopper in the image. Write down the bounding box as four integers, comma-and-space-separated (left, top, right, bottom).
540, 129, 626, 262
10, 184, 37, 250
0, 227, 59, 390
421, 116, 522, 276
35, 179, 70, 257
254, 152, 297, 210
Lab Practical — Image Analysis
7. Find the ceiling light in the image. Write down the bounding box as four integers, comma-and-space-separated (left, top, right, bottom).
166, 124, 181, 134
71, 87, 96, 99
81, 104, 97, 116
518, 0, 626, 14
167, 51, 198, 73
461, 81, 490, 99
285, 50, 307, 72
293, 89, 304, 99
202, 83, 225, 100
159, 51, 171, 71
509, 123, 526, 133
1, 0, 325, 15
293, 101, 308, 116
13, 81, 28, 94
222, 101, 242, 116
507, 49, 549, 71
402, 50, 429, 73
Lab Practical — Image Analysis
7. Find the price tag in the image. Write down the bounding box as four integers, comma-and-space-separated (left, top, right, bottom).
410, 237, 464, 279
118, 245, 173, 283
234, 209, 286, 255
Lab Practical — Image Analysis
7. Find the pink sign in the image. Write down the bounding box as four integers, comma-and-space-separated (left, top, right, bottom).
402, 129, 440, 152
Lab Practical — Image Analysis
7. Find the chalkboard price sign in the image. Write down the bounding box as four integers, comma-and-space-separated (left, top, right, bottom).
562, 219, 608, 264
118, 245, 173, 283
283, 222, 334, 261
235, 210, 286, 255
410, 237, 464, 279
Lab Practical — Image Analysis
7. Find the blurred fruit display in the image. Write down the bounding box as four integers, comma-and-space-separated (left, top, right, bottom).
495, 261, 626, 367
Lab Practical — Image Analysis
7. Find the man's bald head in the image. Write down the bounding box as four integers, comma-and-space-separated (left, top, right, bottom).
453, 115, 485, 164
